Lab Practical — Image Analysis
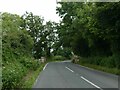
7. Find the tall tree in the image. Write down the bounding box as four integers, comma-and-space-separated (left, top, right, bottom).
21, 12, 44, 58
22, 12, 57, 58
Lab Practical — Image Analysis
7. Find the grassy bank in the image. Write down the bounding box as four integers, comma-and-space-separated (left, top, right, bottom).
2, 56, 40, 90
19, 63, 46, 88
77, 61, 120, 75
19, 55, 66, 88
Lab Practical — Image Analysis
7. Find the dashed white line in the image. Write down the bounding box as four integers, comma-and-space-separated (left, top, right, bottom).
65, 67, 74, 72
43, 63, 102, 90
43, 63, 48, 70
81, 76, 103, 90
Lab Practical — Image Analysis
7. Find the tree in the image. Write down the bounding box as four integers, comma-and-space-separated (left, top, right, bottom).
21, 12, 44, 58
56, 2, 120, 68
2, 12, 34, 61
22, 12, 57, 58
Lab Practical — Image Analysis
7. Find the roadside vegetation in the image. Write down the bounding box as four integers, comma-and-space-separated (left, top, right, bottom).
56, 2, 120, 75
1, 12, 55, 89
78, 57, 120, 75
2, 12, 66, 89
2, 13, 40, 89
19, 55, 65, 89
18, 63, 45, 88
2, 2, 120, 89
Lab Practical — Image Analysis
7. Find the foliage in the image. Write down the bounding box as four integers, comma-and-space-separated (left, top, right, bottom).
19, 63, 45, 88
21, 12, 44, 58
53, 47, 72, 59
21, 12, 57, 58
52, 55, 66, 61
56, 2, 120, 69
2, 62, 27, 89
2, 2, 120, 88
2, 12, 40, 89
78, 61, 120, 75
19, 57, 40, 70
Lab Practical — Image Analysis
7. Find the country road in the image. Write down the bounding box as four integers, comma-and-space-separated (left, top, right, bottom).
33, 61, 119, 90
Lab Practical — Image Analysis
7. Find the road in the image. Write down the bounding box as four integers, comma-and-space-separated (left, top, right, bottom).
33, 61, 119, 90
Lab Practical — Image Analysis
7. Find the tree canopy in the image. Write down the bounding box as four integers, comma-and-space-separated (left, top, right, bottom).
56, 2, 120, 68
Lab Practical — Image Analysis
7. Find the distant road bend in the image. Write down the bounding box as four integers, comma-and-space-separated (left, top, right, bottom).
33, 60, 119, 90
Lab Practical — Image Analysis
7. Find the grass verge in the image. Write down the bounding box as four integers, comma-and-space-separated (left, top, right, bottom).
78, 62, 120, 75
19, 57, 66, 89
19, 63, 46, 89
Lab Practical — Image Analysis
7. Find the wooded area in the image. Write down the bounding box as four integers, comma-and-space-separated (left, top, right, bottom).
56, 2, 120, 69
2, 2, 120, 89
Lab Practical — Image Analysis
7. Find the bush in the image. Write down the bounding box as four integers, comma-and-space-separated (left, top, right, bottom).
2, 56, 40, 89
2, 62, 27, 89
99, 56, 116, 68
19, 57, 40, 70
52, 55, 66, 61
112, 54, 120, 69
78, 56, 119, 69
2, 12, 40, 89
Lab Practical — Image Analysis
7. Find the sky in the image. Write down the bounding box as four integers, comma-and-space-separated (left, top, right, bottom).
0, 0, 61, 23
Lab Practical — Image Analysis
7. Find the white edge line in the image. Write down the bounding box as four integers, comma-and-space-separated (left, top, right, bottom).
78, 64, 95, 71
65, 67, 74, 72
43, 63, 48, 70
33, 75, 39, 87
79, 64, 118, 78
81, 76, 103, 90
33, 63, 49, 87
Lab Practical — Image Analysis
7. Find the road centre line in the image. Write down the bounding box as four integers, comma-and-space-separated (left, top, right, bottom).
43, 63, 48, 70
65, 66, 102, 90
81, 76, 103, 90
65, 67, 74, 72
43, 62, 103, 90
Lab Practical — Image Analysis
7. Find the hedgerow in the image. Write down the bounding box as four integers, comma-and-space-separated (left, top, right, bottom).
2, 12, 40, 89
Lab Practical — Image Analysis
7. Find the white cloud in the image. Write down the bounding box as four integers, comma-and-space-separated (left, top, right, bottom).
0, 0, 61, 22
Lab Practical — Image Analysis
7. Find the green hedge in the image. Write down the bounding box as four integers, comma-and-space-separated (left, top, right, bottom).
79, 55, 120, 69
52, 55, 66, 61
19, 57, 40, 70
2, 62, 27, 89
2, 57, 40, 90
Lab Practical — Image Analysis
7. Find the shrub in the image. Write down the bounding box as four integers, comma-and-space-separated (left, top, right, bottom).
52, 55, 66, 61
112, 54, 120, 69
2, 62, 27, 89
2, 12, 40, 89
78, 56, 118, 69
2, 56, 40, 89
19, 57, 40, 70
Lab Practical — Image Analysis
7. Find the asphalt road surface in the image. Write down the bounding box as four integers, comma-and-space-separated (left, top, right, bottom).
33, 61, 119, 90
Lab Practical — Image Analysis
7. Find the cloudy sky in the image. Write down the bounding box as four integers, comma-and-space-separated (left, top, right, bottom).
0, 0, 61, 22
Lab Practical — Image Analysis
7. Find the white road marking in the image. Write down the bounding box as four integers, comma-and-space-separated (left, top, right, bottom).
81, 76, 103, 90
77, 64, 95, 71
34, 63, 49, 86
43, 63, 48, 70
33, 75, 39, 86
65, 67, 74, 72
